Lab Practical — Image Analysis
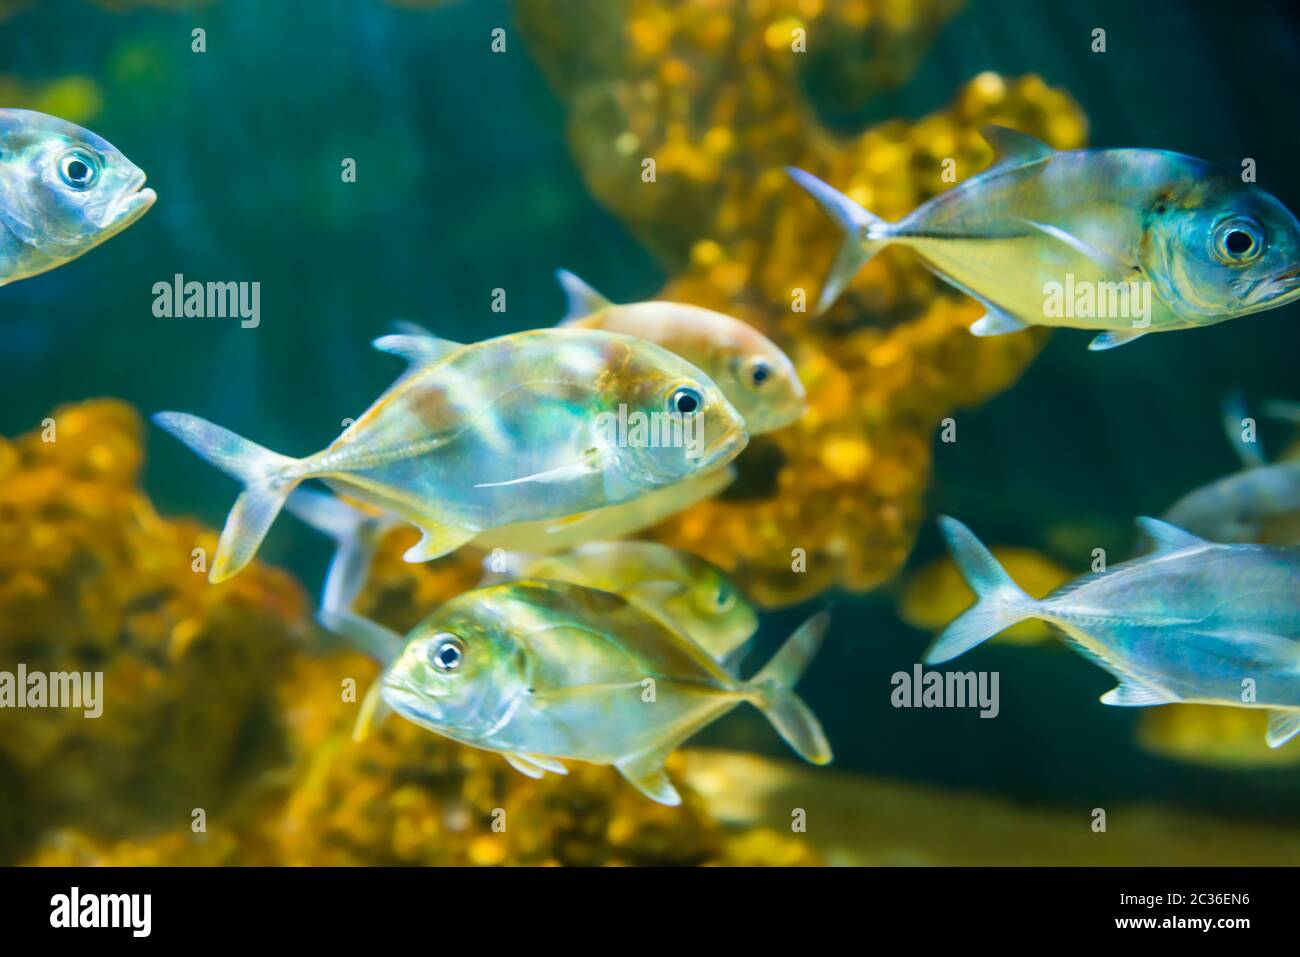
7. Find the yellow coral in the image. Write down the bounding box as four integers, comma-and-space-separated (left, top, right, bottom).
515, 0, 1086, 606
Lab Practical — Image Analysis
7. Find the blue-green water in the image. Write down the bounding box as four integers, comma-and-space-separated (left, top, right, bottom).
3, 0, 1300, 831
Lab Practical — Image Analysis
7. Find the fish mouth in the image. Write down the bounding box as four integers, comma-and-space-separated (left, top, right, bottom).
382, 683, 442, 722
699, 429, 749, 470
105, 171, 156, 230
1242, 268, 1300, 309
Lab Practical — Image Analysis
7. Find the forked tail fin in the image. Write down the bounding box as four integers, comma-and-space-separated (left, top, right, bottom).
923, 516, 1038, 664
153, 412, 302, 583
786, 167, 890, 313
749, 610, 833, 765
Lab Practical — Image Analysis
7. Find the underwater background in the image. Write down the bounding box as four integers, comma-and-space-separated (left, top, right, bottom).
2, 0, 1300, 865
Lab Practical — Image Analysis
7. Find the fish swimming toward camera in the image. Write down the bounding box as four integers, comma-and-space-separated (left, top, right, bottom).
0, 109, 155, 286
380, 580, 831, 805
483, 541, 759, 665
926, 515, 1300, 747
155, 327, 748, 583
554, 270, 807, 433
788, 127, 1300, 350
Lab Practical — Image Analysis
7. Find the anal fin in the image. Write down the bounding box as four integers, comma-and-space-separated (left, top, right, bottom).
1100, 680, 1175, 707
353, 678, 393, 742
403, 519, 476, 562
615, 746, 682, 806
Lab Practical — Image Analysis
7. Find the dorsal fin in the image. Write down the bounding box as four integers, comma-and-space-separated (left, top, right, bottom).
980, 125, 1054, 172
1135, 517, 1209, 555
371, 333, 463, 370
556, 269, 614, 324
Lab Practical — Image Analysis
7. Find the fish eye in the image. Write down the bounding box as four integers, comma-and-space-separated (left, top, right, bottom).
57, 149, 99, 190
1213, 217, 1264, 265
746, 357, 772, 388
427, 633, 465, 672
668, 386, 703, 416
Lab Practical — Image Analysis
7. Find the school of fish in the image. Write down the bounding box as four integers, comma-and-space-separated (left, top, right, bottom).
42, 107, 1279, 797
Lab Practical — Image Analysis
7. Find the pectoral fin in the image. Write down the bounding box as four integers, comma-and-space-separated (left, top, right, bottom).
615, 746, 682, 806
353, 678, 393, 742
1017, 217, 1137, 276
474, 448, 605, 489
1100, 680, 1176, 707
1266, 710, 1300, 748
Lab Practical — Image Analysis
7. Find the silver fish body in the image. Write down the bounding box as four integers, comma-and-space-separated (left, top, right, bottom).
1163, 460, 1300, 544
926, 516, 1300, 746
790, 127, 1300, 350
156, 327, 747, 582
0, 109, 155, 285
381, 580, 831, 804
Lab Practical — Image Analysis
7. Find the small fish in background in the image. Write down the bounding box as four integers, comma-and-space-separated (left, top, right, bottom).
788, 126, 1300, 350
0, 109, 155, 286
483, 541, 759, 667
926, 515, 1300, 747
1162, 394, 1300, 544
555, 269, 807, 433
154, 327, 748, 583
380, 580, 832, 805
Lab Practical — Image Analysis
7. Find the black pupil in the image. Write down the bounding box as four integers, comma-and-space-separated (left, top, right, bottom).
67, 160, 89, 182
675, 391, 699, 414
437, 644, 459, 667
752, 364, 769, 384
1226, 230, 1254, 255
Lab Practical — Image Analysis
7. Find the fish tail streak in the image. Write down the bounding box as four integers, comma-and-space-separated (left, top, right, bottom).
152, 412, 302, 583
786, 167, 889, 313
749, 609, 833, 765
924, 516, 1038, 664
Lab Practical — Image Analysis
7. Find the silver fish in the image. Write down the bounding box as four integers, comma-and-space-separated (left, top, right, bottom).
0, 109, 155, 286
790, 126, 1300, 350
926, 515, 1300, 747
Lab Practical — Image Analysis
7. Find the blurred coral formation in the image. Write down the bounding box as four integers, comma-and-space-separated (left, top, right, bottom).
0, 74, 103, 124
515, 0, 1085, 606
5, 402, 817, 866
10, 406, 1297, 865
